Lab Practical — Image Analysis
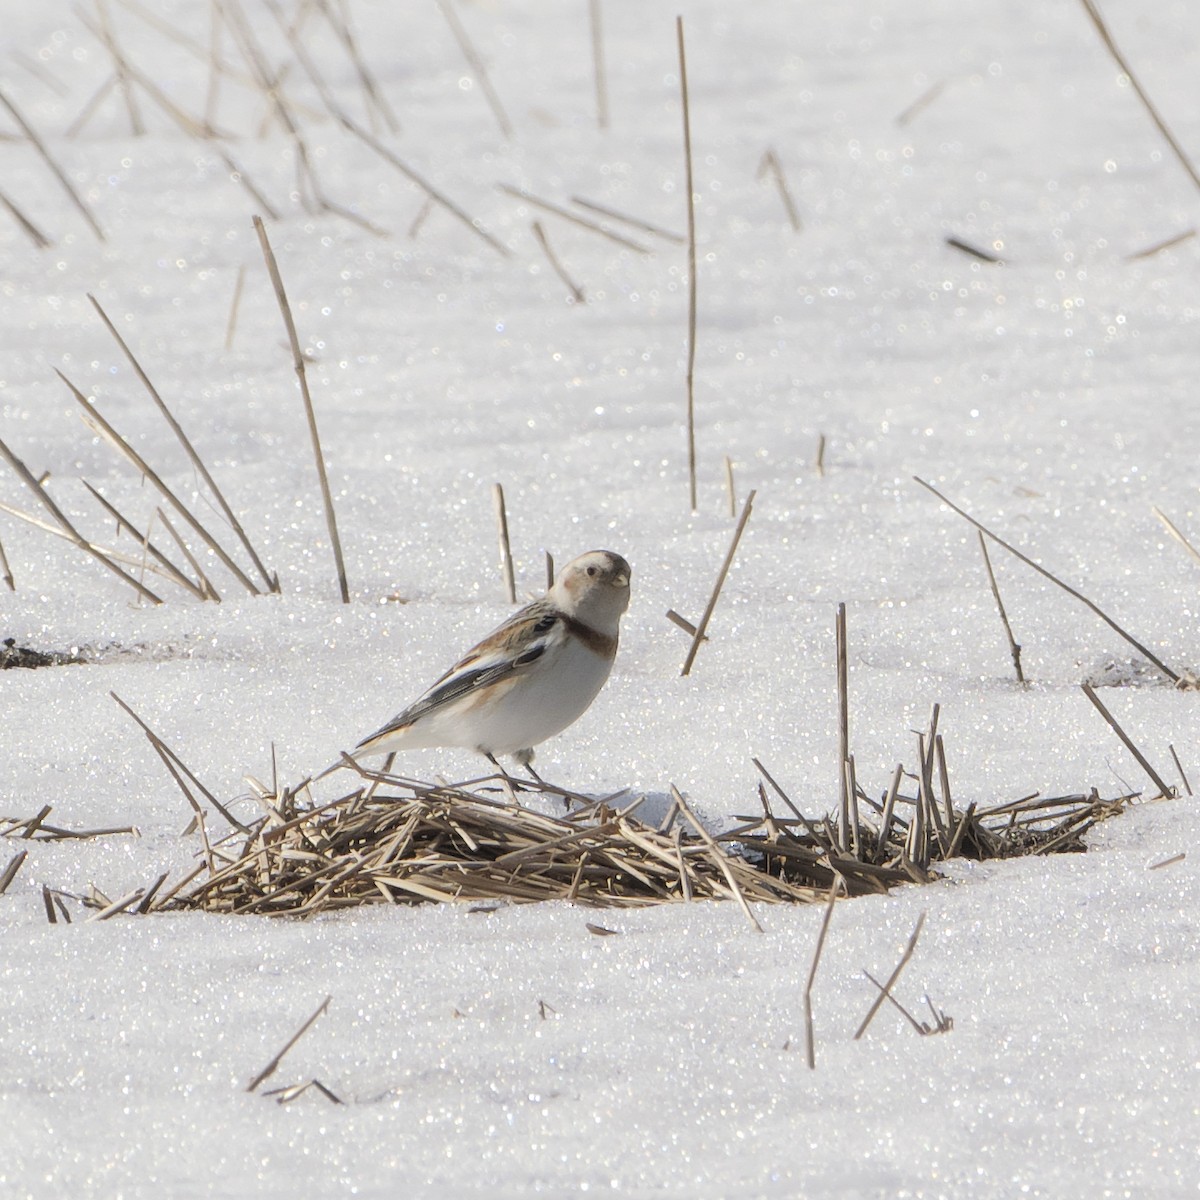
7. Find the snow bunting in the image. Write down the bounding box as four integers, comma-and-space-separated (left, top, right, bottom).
353, 550, 631, 773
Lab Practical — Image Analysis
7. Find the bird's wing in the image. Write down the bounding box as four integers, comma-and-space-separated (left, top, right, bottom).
356, 602, 562, 748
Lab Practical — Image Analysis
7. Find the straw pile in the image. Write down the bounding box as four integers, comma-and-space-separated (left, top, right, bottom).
159, 763, 1139, 920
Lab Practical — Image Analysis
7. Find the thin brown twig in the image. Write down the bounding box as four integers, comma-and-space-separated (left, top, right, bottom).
978, 531, 1025, 682
499, 185, 649, 253
854, 911, 926, 1039
0, 435, 162, 603
677, 15, 698, 513
915, 477, 1180, 683
253, 215, 349, 603
804, 883, 837, 1069
756, 148, 802, 231
60, 370, 260, 596
569, 196, 685, 243
1080, 684, 1173, 799
0, 187, 52, 248
437, 0, 513, 139
682, 490, 755, 675
1078, 0, 1200, 194
247, 996, 332, 1092
531, 221, 584, 302
89, 293, 276, 593
0, 87, 105, 240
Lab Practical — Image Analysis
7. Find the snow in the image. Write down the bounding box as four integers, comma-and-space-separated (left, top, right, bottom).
2, 0, 1199, 1195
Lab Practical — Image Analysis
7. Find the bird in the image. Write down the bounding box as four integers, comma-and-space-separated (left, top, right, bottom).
350, 550, 631, 777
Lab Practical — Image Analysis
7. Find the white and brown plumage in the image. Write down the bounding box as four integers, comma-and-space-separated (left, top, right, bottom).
353, 550, 631, 773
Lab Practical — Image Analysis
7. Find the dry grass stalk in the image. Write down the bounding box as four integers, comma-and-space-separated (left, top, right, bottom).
853, 911, 926, 1039
0, 533, 13, 590
1152, 506, 1200, 570
111, 691, 250, 832
0, 434, 163, 604
499, 185, 649, 254
945, 235, 1002, 263
804, 883, 837, 1069
977, 530, 1025, 682
437, 0, 513, 139
0, 187, 52, 248
531, 221, 585, 302
1148, 851, 1186, 871
0, 492, 189, 593
915, 476, 1180, 683
569, 196, 685, 243
81, 480, 205, 598
225, 263, 247, 353
492, 482, 517, 604
815, 434, 826, 477
756, 148, 802, 231
89, 293, 277, 593
247, 995, 332, 1092
10, 49, 70, 96
677, 14, 698, 513
836, 603, 850, 849
0, 850, 28, 894
1080, 684, 1173, 799
724, 455, 736, 518
896, 80, 947, 127
1127, 229, 1195, 260
60, 370, 261, 596
313, 0, 399, 134
1168, 744, 1192, 796
545, 551, 555, 590
0, 86, 106, 240
217, 150, 280, 221
154, 507, 220, 600
681, 489, 755, 676
65, 74, 119, 139
89, 0, 147, 135
665, 609, 702, 638
1078, 0, 1200, 194
253, 215, 350, 603
589, 0, 608, 130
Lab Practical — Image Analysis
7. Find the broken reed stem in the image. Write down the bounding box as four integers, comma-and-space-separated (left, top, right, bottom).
1168, 744, 1192, 796
155, 507, 220, 600
946, 236, 1002, 264
1080, 684, 1173, 799
854, 910, 926, 1039
1078, 0, 1200, 194
915, 477, 1180, 683
253, 215, 349, 603
977, 531, 1025, 683
678, 15, 698, 514
804, 883, 837, 1069
589, 0, 608, 130
671, 786, 763, 932
836, 602, 850, 851
0, 849, 28, 894
492, 483, 517, 604
60, 370, 260, 596
1152, 506, 1200, 569
0, 86, 106, 241
0, 434, 162, 603
681, 489, 756, 676
247, 995, 332, 1092
224, 263, 246, 352
815, 434, 826, 477
723, 455, 736, 518
531, 220, 584, 302
438, 0, 513, 138
0, 532, 13, 590
81, 480, 206, 598
216, 149, 280, 220
756, 148, 802, 231
88, 293, 277, 594
545, 550, 555, 590
498, 184, 649, 253
1127, 230, 1195, 260
0, 187, 52, 248
569, 196, 685, 243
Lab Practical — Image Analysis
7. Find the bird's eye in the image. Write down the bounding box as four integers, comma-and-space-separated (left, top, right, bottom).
586, 566, 598, 577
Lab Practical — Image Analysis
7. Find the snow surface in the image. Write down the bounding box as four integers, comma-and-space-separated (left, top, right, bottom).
2, 0, 1200, 1195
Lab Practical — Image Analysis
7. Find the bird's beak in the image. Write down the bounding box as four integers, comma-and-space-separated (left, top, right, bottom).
614, 572, 630, 588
